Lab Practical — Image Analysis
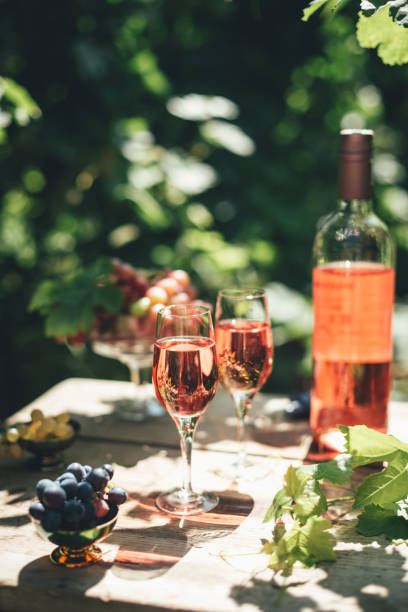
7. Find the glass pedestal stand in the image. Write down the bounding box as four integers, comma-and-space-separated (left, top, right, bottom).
92, 340, 164, 422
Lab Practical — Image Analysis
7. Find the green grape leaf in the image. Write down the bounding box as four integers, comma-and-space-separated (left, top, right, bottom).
357, 503, 400, 535
301, 453, 354, 485
357, 6, 408, 65
302, 0, 332, 21
390, 1, 408, 26
262, 517, 335, 576
29, 280, 64, 313
386, 517, 408, 539
284, 465, 312, 499
353, 451, 408, 509
264, 465, 327, 525
261, 523, 293, 575
339, 425, 408, 467
293, 478, 328, 522
264, 541, 296, 576
82, 257, 113, 281
302, 0, 347, 21
45, 300, 94, 337
263, 488, 293, 523
357, 503, 408, 539
284, 517, 336, 565
93, 284, 123, 312
360, 1, 408, 26
31, 258, 123, 338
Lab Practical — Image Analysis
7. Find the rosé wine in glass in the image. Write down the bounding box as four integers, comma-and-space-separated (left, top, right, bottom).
153, 336, 217, 418
215, 289, 273, 481
153, 304, 219, 516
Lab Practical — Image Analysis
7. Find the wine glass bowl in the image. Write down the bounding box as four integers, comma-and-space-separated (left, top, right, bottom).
90, 316, 164, 422
214, 288, 273, 481
30, 507, 118, 567
153, 304, 219, 515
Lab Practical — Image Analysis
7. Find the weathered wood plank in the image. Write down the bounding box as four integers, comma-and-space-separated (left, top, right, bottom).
6, 378, 311, 460
0, 435, 300, 612
2, 379, 408, 611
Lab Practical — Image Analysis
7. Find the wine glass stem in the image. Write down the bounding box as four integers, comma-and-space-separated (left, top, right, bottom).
177, 416, 198, 498
129, 366, 140, 386
234, 394, 252, 472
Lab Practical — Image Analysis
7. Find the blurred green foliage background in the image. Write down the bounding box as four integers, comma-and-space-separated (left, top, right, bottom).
2, 0, 408, 418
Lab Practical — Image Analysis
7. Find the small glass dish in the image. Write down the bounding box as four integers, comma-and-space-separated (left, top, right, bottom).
30, 507, 118, 567
18, 419, 80, 471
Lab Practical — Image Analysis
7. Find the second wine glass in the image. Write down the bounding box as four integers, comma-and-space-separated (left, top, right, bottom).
214, 288, 273, 481
152, 304, 219, 515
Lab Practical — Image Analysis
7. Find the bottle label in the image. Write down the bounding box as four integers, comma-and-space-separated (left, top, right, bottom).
312, 263, 395, 363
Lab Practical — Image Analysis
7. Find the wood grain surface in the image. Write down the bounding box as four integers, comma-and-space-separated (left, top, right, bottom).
1, 378, 408, 612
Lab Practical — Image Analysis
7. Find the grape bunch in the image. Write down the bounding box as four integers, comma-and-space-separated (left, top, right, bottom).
29, 462, 127, 532
0, 408, 75, 461
0, 428, 23, 461
68, 260, 200, 346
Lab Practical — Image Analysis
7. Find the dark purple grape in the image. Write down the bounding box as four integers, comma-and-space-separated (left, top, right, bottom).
36, 478, 54, 502
42, 509, 62, 532
60, 478, 78, 499
81, 501, 97, 526
108, 487, 127, 506
66, 462, 85, 482
102, 463, 114, 479
56, 471, 77, 482
77, 481, 94, 502
86, 467, 109, 492
42, 483, 67, 509
63, 500, 85, 525
29, 501, 46, 520
83, 465, 92, 477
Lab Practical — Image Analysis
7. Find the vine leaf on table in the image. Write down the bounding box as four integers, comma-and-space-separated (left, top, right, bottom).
353, 451, 408, 509
261, 425, 408, 579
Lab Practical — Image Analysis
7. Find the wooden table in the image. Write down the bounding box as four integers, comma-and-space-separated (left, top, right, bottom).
1, 378, 408, 612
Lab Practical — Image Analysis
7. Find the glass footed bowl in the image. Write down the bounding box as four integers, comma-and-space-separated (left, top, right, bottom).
30, 506, 118, 567
18, 419, 80, 472
90, 318, 164, 422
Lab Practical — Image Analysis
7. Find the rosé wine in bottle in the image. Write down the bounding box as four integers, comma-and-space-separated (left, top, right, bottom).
215, 319, 273, 398
311, 130, 395, 457
153, 336, 218, 418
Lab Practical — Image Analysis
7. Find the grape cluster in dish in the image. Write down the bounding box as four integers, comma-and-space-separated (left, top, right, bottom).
29, 462, 127, 532
67, 262, 199, 347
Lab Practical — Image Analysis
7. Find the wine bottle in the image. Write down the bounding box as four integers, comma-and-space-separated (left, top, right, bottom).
310, 129, 395, 456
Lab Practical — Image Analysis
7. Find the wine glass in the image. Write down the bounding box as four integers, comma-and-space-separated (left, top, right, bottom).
90, 315, 164, 422
214, 288, 273, 481
153, 304, 219, 515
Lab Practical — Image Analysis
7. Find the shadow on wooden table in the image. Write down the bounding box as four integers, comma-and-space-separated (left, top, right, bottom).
229, 534, 408, 611
18, 554, 113, 596
251, 421, 309, 450
106, 488, 254, 581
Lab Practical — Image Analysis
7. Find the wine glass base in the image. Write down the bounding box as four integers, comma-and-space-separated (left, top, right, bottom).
115, 397, 165, 423
215, 458, 271, 484
156, 488, 218, 516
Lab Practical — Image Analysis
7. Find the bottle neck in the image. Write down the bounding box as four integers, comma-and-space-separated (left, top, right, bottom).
338, 199, 373, 216
339, 155, 371, 201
